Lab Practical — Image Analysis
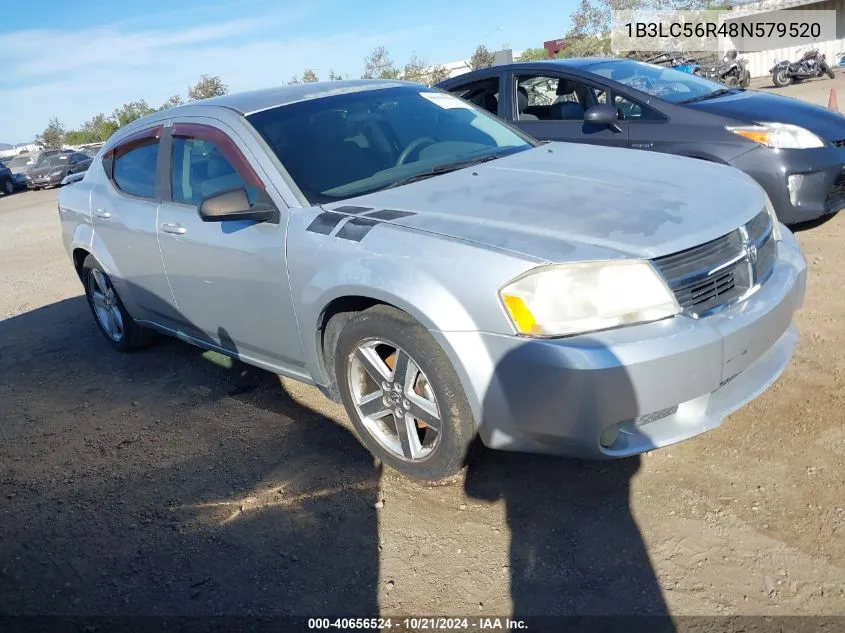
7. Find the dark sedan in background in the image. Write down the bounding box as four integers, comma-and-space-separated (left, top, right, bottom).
438, 59, 845, 224
26, 152, 92, 190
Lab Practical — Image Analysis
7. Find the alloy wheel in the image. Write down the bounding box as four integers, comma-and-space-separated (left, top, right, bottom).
88, 269, 124, 341
347, 338, 441, 461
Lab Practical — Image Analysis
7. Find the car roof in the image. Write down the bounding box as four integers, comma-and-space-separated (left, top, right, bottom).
437, 58, 628, 84
192, 79, 416, 115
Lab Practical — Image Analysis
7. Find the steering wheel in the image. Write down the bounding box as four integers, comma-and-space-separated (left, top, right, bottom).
396, 137, 437, 166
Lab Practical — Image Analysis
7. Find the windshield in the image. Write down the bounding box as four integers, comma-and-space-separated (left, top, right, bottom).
586, 60, 734, 103
246, 86, 535, 204
45, 155, 69, 167
8, 156, 31, 167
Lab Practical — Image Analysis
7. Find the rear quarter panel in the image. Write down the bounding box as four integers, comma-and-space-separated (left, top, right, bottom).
58, 174, 95, 266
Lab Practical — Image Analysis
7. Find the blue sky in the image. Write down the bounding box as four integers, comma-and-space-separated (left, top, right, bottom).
0, 0, 578, 143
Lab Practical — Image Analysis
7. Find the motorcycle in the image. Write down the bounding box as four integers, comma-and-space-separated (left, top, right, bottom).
643, 52, 701, 75
696, 50, 751, 88
770, 48, 835, 87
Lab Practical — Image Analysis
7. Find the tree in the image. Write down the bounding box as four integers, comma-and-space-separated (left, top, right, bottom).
518, 48, 549, 62
302, 68, 319, 82
362, 46, 399, 79
112, 100, 156, 128
402, 53, 428, 84
159, 94, 184, 110
328, 69, 344, 81
428, 64, 451, 84
287, 75, 301, 85
35, 118, 65, 149
188, 74, 228, 101
469, 44, 496, 70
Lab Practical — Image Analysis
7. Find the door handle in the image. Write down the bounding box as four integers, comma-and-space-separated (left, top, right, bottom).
161, 223, 187, 235
93, 208, 111, 218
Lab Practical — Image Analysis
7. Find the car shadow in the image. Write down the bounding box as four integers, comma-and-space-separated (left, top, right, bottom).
0, 295, 381, 617
464, 339, 674, 626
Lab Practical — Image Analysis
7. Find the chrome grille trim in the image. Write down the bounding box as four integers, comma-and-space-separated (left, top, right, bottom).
653, 210, 777, 317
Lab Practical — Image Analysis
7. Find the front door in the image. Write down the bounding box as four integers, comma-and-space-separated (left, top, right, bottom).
156, 120, 303, 372
510, 72, 629, 147
90, 125, 180, 325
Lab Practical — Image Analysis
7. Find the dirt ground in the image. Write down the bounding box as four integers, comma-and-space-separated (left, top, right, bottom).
1, 180, 843, 622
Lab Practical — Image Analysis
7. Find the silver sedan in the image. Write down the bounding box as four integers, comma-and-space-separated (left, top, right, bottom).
59, 80, 807, 480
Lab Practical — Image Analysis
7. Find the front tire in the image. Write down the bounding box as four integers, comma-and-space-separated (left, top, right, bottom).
2, 179, 13, 195
334, 305, 478, 481
82, 255, 155, 352
773, 69, 792, 87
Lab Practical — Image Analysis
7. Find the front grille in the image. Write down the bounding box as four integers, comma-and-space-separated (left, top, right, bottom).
654, 210, 776, 316
826, 172, 845, 203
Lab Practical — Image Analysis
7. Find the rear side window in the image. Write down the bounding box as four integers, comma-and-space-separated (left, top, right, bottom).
104, 126, 163, 200
113, 141, 159, 199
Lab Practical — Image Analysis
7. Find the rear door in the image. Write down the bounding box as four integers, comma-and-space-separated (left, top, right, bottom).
156, 119, 302, 370
90, 125, 181, 325
505, 70, 628, 147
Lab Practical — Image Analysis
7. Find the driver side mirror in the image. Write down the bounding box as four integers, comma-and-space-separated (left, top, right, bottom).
198, 188, 278, 223
584, 104, 623, 133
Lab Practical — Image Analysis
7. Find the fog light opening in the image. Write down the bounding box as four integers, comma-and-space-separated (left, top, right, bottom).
599, 426, 620, 448
787, 174, 805, 206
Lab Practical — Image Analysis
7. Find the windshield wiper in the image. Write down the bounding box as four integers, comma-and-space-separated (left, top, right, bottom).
678, 88, 734, 104
383, 154, 504, 191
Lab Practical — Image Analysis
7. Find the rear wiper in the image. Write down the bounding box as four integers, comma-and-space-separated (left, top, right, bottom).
383, 154, 504, 190
678, 88, 734, 104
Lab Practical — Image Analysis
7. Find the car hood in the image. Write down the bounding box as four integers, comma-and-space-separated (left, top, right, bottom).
687, 89, 845, 141
329, 143, 765, 262
8, 164, 32, 175
28, 164, 67, 178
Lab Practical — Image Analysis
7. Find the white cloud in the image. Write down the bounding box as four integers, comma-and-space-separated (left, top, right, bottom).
0, 10, 434, 142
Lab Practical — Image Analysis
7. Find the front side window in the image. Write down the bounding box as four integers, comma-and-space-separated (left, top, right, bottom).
170, 135, 258, 206
112, 140, 159, 199
246, 85, 534, 204
516, 74, 606, 121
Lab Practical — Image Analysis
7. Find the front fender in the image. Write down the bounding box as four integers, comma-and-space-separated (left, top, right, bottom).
287, 212, 537, 386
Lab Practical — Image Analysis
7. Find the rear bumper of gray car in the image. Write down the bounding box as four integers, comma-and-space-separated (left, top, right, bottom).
733, 145, 845, 224
434, 228, 807, 459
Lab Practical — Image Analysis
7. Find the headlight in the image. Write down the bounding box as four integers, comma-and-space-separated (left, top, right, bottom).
49, 169, 63, 177
499, 260, 680, 337
726, 122, 823, 149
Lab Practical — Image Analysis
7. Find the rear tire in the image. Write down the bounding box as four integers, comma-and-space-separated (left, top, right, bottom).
2, 179, 13, 195
82, 255, 155, 352
334, 305, 478, 481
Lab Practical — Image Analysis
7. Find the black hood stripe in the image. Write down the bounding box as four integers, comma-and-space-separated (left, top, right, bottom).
306, 211, 347, 235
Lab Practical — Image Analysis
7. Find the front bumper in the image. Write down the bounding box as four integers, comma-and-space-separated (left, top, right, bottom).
732, 145, 845, 224
27, 174, 64, 189
433, 229, 807, 458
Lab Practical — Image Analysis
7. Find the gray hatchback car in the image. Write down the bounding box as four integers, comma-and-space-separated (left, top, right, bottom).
59, 80, 807, 481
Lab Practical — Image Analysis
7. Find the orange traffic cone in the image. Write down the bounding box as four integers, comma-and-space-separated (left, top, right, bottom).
829, 88, 839, 113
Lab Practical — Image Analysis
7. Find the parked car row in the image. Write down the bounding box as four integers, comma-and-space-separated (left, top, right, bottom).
0, 144, 100, 194
59, 72, 808, 481
438, 58, 845, 225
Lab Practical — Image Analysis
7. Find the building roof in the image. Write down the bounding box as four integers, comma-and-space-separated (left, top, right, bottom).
194, 79, 414, 115
724, 0, 828, 19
